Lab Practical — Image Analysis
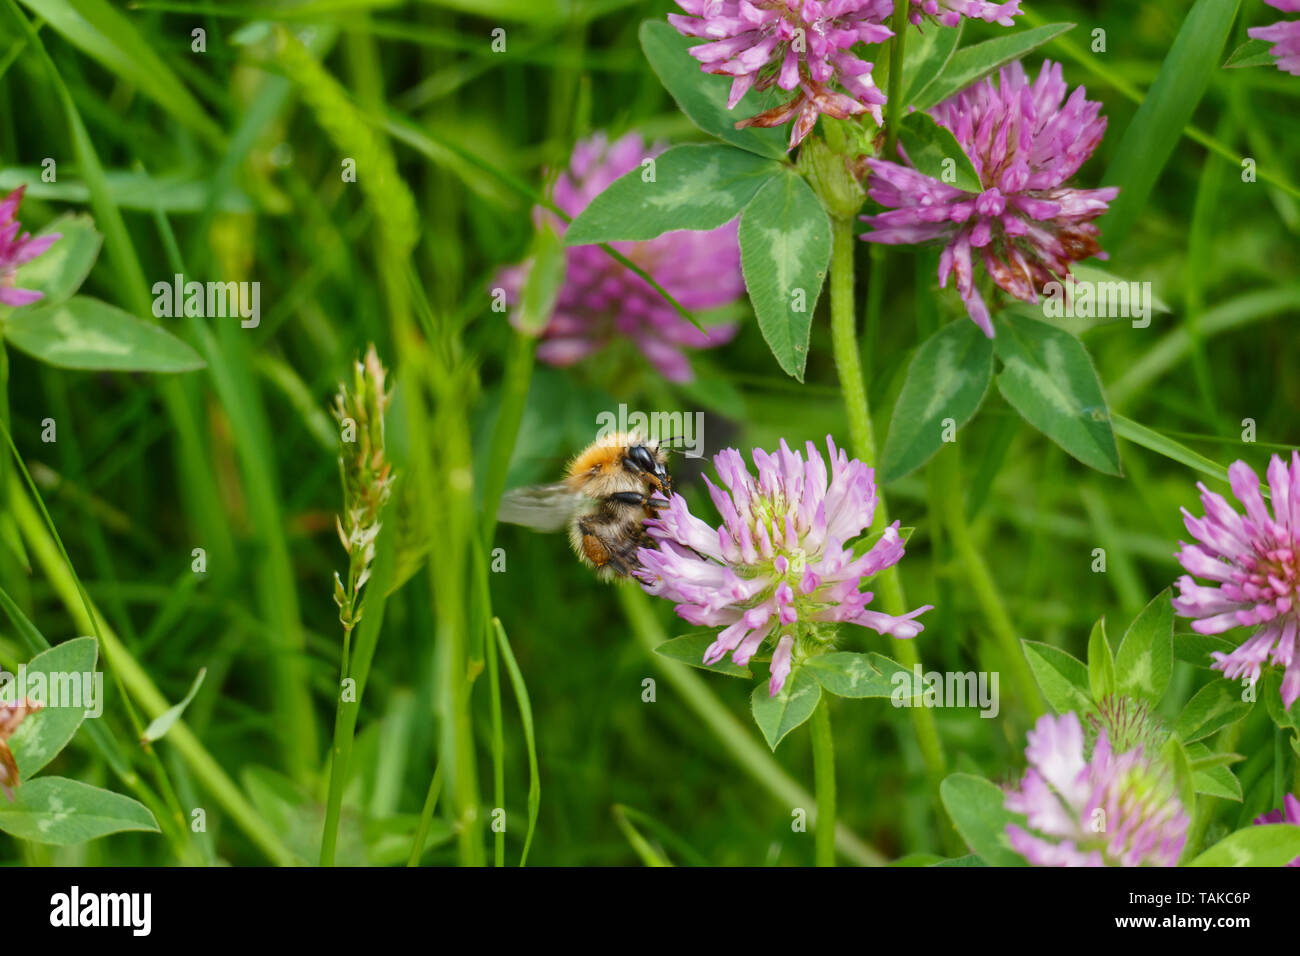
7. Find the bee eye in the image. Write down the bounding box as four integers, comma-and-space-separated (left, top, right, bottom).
628, 445, 657, 472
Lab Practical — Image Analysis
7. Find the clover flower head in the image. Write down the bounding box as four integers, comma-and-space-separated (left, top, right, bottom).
1174, 453, 1300, 712
1005, 712, 1189, 867
907, 0, 1023, 28
0, 186, 60, 307
1248, 0, 1300, 76
1253, 792, 1300, 866
1085, 694, 1165, 755
636, 435, 932, 696
667, 0, 894, 147
496, 132, 743, 383
859, 60, 1117, 335
0, 698, 42, 801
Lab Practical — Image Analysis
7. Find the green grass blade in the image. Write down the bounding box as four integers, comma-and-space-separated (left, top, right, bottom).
485, 611, 506, 868
1112, 414, 1236, 488
322, 528, 396, 866
1108, 285, 1300, 406
492, 618, 540, 867
1097, 0, 1242, 248
16, 0, 224, 146
1023, 9, 1300, 204
613, 804, 711, 867
611, 804, 673, 867
10, 1, 238, 580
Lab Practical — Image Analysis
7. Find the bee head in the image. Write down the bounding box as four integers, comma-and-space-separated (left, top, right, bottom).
627, 440, 671, 494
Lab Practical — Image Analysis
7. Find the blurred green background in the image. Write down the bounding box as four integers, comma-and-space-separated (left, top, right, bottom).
0, 0, 1296, 865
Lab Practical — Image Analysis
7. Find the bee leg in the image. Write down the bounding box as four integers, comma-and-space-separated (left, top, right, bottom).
609, 491, 646, 505
579, 530, 613, 570
576, 515, 644, 578
576, 518, 622, 574
623, 450, 670, 494
604, 554, 636, 577
611, 520, 653, 576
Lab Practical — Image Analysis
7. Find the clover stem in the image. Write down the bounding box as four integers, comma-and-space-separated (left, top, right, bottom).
882, 0, 911, 160
1181, 795, 1213, 864
618, 585, 886, 865
1274, 724, 1286, 810
830, 216, 875, 462
828, 216, 949, 795
935, 444, 1045, 720
810, 701, 837, 867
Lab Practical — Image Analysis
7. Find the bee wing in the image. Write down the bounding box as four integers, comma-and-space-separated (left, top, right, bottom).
497, 482, 586, 533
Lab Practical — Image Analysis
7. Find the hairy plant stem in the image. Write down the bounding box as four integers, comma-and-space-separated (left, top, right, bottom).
1274, 724, 1285, 810
810, 702, 837, 866
1182, 795, 1213, 864
830, 217, 875, 465
828, 216, 948, 791
882, 0, 911, 160
935, 445, 1045, 720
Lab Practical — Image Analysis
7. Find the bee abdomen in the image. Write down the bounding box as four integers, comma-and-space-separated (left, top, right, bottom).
569, 499, 650, 579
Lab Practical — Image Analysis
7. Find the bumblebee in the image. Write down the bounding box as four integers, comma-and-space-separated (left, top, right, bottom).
497, 432, 671, 580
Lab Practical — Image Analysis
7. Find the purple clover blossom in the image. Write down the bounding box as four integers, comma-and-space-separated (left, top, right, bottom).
636, 435, 932, 697
1005, 713, 1189, 867
496, 133, 743, 384
1254, 792, 1300, 866
0, 186, 60, 307
906, 0, 1022, 28
0, 698, 40, 802
1249, 0, 1300, 76
859, 60, 1117, 336
1173, 453, 1300, 712
667, 1, 894, 148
